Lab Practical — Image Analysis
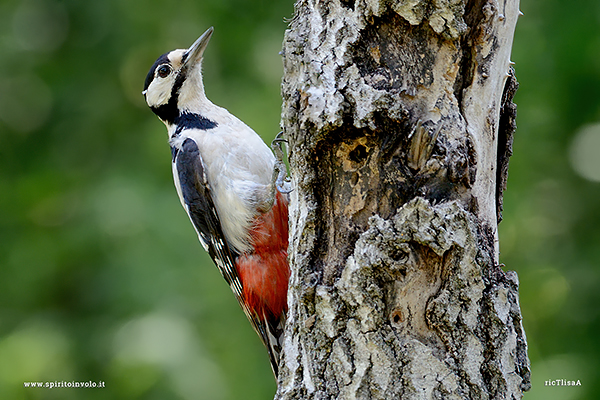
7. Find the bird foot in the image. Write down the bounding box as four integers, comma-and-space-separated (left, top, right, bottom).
271, 131, 292, 194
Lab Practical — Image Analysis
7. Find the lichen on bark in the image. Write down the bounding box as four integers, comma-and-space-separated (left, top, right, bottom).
278, 198, 529, 399
277, 0, 529, 398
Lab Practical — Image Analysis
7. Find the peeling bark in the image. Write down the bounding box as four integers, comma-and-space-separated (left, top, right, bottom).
277, 0, 530, 398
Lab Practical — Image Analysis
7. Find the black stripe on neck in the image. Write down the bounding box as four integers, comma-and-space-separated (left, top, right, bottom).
174, 112, 218, 136
150, 68, 188, 124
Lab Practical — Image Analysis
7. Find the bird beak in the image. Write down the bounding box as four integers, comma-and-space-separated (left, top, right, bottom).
183, 27, 214, 70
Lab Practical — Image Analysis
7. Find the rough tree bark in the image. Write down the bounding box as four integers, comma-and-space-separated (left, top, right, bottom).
277, 0, 530, 399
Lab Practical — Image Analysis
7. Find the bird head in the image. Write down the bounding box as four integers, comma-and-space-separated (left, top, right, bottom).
143, 27, 214, 124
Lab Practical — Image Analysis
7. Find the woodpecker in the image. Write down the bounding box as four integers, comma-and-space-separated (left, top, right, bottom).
142, 27, 289, 376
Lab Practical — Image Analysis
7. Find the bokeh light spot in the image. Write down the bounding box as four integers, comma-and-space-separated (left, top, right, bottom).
12, 0, 69, 53
0, 320, 71, 385
569, 123, 600, 182
112, 313, 227, 400
0, 74, 53, 134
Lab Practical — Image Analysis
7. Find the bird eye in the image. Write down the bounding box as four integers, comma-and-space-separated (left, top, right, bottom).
157, 65, 171, 78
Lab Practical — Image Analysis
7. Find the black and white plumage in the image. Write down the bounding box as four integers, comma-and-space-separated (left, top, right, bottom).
142, 27, 290, 377
173, 138, 243, 295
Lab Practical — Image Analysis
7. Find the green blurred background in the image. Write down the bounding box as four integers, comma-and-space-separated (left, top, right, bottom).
0, 0, 598, 399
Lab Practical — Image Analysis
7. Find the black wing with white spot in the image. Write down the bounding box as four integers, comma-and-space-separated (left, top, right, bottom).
174, 138, 244, 299
174, 138, 283, 376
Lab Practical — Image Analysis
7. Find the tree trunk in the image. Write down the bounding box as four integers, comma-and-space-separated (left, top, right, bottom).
277, 0, 530, 399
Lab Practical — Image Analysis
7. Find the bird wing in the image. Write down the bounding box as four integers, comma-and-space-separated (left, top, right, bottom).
173, 138, 245, 299
173, 138, 280, 372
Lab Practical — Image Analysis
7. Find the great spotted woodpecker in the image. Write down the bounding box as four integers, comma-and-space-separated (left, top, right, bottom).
142, 27, 290, 376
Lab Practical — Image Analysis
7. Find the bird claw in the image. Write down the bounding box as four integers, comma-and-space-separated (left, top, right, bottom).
271, 131, 292, 194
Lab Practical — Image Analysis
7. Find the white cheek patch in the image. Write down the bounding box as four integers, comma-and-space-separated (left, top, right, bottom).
145, 76, 175, 108
144, 50, 186, 109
